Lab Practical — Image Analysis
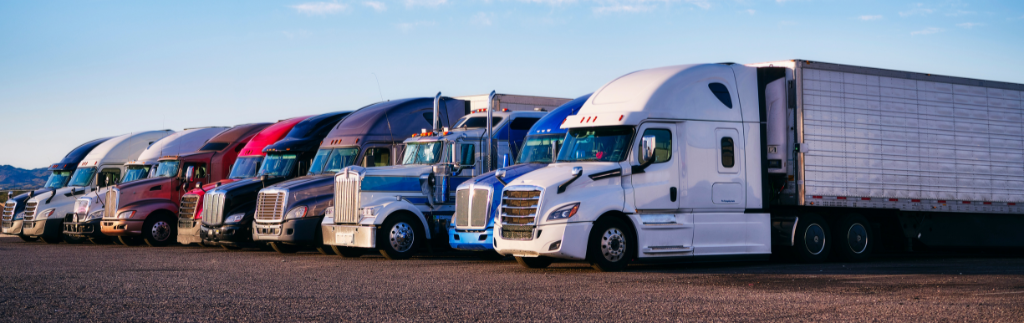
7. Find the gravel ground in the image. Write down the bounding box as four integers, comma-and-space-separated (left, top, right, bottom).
1, 235, 1023, 322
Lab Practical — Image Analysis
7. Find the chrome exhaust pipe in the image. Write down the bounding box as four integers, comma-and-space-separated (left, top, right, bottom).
486, 90, 496, 173
433, 92, 442, 132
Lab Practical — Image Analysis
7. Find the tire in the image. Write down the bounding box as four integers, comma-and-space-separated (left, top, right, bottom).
515, 256, 553, 268
587, 217, 635, 272
332, 246, 363, 258
64, 235, 87, 244
41, 234, 62, 244
832, 214, 873, 262
142, 214, 177, 247
792, 214, 831, 263
88, 237, 112, 244
18, 235, 38, 242
269, 242, 299, 254
478, 251, 506, 260
377, 214, 423, 260
221, 244, 241, 251
118, 236, 143, 246
316, 246, 336, 256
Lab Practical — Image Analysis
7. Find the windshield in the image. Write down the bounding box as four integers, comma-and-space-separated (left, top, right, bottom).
557, 126, 635, 162
322, 148, 359, 174
517, 134, 565, 164
121, 165, 152, 183
402, 141, 444, 165
454, 116, 503, 129
67, 167, 96, 187
229, 156, 263, 179
154, 160, 180, 178
43, 170, 73, 189
258, 154, 296, 177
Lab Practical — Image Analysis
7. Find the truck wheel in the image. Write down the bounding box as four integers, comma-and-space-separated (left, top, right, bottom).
479, 251, 506, 260
332, 246, 363, 258
792, 214, 831, 263
88, 237, 112, 244
143, 215, 177, 247
41, 234, 62, 244
832, 215, 873, 262
18, 235, 38, 242
221, 244, 241, 251
118, 236, 143, 246
377, 214, 422, 260
316, 245, 336, 256
269, 242, 298, 253
64, 235, 87, 244
587, 217, 635, 272
515, 256, 553, 268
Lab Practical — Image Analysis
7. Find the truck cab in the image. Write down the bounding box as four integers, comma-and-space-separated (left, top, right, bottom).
19, 130, 175, 243
448, 93, 590, 253
492, 64, 774, 271
321, 92, 570, 259
101, 123, 271, 246
2, 137, 112, 241
251, 96, 469, 254
192, 112, 349, 249
67, 127, 227, 243
177, 116, 312, 246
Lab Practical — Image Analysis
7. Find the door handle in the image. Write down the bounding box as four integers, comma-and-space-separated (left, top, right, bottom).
670, 187, 677, 202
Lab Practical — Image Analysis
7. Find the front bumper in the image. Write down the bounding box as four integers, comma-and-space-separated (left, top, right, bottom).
251, 216, 323, 246
63, 219, 105, 239
321, 223, 376, 249
2, 219, 23, 235
200, 222, 253, 247
22, 218, 63, 238
100, 219, 145, 237
177, 218, 202, 245
448, 227, 494, 251
493, 222, 592, 260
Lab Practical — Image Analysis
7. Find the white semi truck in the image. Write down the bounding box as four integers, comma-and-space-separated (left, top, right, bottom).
492, 60, 1024, 271
20, 130, 174, 243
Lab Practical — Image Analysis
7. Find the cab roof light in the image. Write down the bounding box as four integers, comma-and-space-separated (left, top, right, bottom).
502, 108, 509, 112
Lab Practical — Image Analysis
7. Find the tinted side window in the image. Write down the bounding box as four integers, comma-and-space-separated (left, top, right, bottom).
99, 169, 121, 187
510, 118, 540, 130
708, 83, 733, 108
460, 144, 475, 166
638, 129, 671, 164
362, 148, 391, 167
721, 137, 735, 167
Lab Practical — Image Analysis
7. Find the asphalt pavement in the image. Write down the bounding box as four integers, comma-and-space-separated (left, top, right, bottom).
1, 235, 1023, 322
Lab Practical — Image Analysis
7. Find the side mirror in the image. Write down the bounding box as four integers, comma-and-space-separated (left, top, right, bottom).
571, 166, 583, 177
641, 135, 657, 164
494, 168, 508, 186
195, 183, 202, 189
184, 166, 195, 180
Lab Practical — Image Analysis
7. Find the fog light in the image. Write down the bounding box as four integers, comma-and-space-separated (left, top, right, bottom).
479, 234, 488, 241
453, 234, 460, 241
549, 240, 561, 251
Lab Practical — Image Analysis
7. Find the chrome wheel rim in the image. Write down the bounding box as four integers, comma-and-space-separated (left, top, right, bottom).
389, 222, 415, 253
600, 227, 626, 262
151, 221, 171, 242
804, 223, 826, 255
847, 223, 868, 254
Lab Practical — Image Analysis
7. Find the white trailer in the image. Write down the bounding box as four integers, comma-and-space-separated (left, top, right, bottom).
491, 60, 1024, 271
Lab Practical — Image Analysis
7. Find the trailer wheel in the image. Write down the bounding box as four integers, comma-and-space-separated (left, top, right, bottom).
377, 214, 423, 260
269, 242, 299, 253
792, 214, 831, 263
143, 214, 177, 247
515, 256, 553, 268
332, 246, 363, 258
587, 216, 635, 272
18, 235, 38, 242
832, 215, 873, 262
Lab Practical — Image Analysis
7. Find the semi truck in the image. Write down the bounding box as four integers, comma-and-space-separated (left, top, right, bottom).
2, 137, 112, 241
66, 127, 228, 243
177, 116, 312, 246
321, 92, 570, 259
100, 123, 271, 246
492, 60, 1024, 271
189, 112, 349, 249
19, 130, 175, 243
251, 96, 470, 254
448, 93, 590, 253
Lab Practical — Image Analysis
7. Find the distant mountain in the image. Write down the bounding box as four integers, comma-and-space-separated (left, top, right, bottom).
0, 165, 49, 190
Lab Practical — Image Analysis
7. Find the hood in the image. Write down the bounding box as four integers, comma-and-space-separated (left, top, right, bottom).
502, 162, 622, 192
467, 163, 548, 188
25, 186, 83, 212
116, 177, 175, 207
266, 174, 335, 191
361, 165, 435, 177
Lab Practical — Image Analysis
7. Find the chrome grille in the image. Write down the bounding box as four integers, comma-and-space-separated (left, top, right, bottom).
254, 191, 286, 222
455, 188, 492, 229
334, 170, 361, 224
454, 189, 470, 227
201, 192, 226, 225
2, 201, 15, 224
178, 194, 200, 219
103, 188, 119, 219
500, 187, 541, 240
23, 201, 38, 221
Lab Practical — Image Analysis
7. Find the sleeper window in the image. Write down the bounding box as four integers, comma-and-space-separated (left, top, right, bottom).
362, 148, 391, 167
721, 137, 735, 168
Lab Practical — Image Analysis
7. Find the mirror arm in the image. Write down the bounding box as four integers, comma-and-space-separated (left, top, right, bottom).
631, 158, 655, 174
557, 168, 583, 194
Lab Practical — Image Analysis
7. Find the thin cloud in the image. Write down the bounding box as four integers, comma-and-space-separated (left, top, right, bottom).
290, 2, 348, 15
743, 9, 755, 15
397, 21, 436, 32
404, 0, 447, 7
911, 27, 943, 35
858, 15, 882, 21
899, 3, 935, 17
779, 20, 798, 26
946, 10, 975, 17
518, 0, 578, 4
363, 1, 387, 11
594, 4, 654, 14
471, 12, 493, 26
956, 22, 983, 29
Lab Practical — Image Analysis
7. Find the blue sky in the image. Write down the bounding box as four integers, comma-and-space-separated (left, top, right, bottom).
1, 0, 1023, 169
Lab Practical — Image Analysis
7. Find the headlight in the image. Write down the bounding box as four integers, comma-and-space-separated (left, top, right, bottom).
86, 210, 104, 221
117, 210, 136, 219
225, 213, 245, 224
37, 209, 55, 220
547, 203, 579, 221
285, 206, 308, 219
74, 199, 91, 215
359, 206, 381, 218
324, 206, 334, 219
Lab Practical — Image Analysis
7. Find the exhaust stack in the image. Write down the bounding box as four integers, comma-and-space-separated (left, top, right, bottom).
486, 90, 496, 173
432, 92, 442, 132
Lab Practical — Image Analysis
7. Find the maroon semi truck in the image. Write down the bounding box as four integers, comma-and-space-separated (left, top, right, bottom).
100, 123, 271, 246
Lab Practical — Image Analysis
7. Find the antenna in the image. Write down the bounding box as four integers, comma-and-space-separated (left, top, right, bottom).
371, 73, 384, 101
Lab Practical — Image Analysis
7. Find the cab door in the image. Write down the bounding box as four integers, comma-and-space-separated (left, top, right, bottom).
629, 123, 694, 257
